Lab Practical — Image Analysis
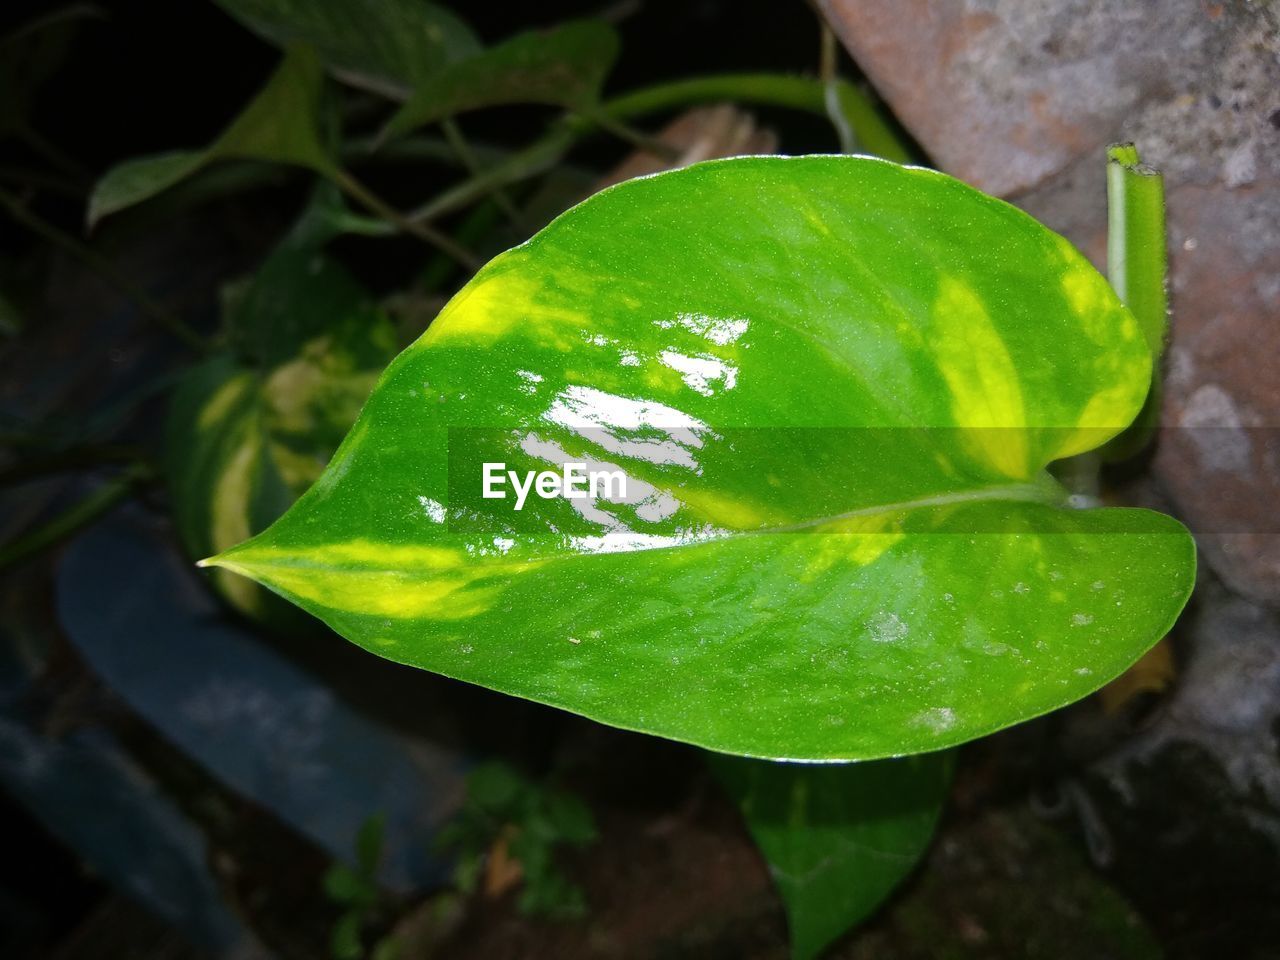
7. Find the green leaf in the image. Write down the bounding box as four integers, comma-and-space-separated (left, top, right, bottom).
88, 45, 332, 227
330, 910, 364, 960
465, 761, 526, 814
713, 753, 951, 960
380, 21, 620, 141
212, 0, 479, 98
204, 156, 1195, 760
323, 862, 378, 907
355, 812, 386, 877
0, 286, 22, 335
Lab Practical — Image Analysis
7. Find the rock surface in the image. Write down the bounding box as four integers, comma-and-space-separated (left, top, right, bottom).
820, 0, 1280, 607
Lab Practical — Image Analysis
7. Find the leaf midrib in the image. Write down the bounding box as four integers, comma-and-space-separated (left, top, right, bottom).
208, 476, 1067, 576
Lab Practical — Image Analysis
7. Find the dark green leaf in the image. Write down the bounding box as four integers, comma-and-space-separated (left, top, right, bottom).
356, 812, 386, 877
0, 287, 22, 335
323, 863, 378, 907
213, 0, 479, 98
381, 21, 620, 141
465, 761, 525, 814
713, 753, 951, 960
330, 910, 364, 960
205, 156, 1195, 760
88, 45, 332, 227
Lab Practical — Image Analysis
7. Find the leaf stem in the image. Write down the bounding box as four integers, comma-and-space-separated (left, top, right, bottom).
332, 168, 482, 272
0, 187, 212, 353
406, 72, 913, 225
573, 107, 681, 162
0, 444, 149, 487
820, 26, 856, 153
1097, 142, 1168, 463
0, 464, 149, 569
440, 118, 524, 226
1106, 143, 1168, 360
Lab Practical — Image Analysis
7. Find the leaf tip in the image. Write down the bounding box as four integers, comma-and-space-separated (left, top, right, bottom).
196, 548, 240, 570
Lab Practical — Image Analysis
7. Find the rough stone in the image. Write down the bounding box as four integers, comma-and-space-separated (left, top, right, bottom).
820, 0, 1280, 607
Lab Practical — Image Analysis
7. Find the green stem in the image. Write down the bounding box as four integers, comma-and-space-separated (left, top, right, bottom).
17, 123, 92, 185
440, 117, 523, 225
1106, 142, 1168, 359
0, 164, 85, 198
0, 188, 211, 353
604, 74, 910, 162
0, 465, 149, 569
1097, 142, 1167, 463
406, 72, 912, 225
408, 127, 578, 225
332, 168, 482, 271
820, 26, 856, 153
0, 444, 148, 486
574, 107, 681, 162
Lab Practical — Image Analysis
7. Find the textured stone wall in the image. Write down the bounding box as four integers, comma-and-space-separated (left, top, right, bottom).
821, 0, 1280, 607
820, 2, 1280, 939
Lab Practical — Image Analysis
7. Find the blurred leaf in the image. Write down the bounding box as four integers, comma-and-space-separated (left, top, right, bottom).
165, 190, 397, 623
466, 762, 525, 814
330, 910, 364, 960
539, 791, 597, 846
356, 812, 386, 877
213, 0, 479, 98
88, 44, 333, 227
437, 762, 596, 919
0, 287, 21, 336
324, 862, 379, 907
713, 753, 952, 960
381, 21, 620, 141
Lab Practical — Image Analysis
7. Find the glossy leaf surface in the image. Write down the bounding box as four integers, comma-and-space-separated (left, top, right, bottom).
213, 0, 479, 97
88, 46, 331, 227
207, 156, 1195, 760
381, 21, 619, 141
714, 753, 951, 960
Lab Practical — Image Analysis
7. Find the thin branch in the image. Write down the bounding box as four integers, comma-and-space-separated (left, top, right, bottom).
441, 117, 524, 226
0, 188, 212, 352
331, 168, 482, 272
405, 72, 914, 226
820, 25, 857, 153
0, 464, 149, 569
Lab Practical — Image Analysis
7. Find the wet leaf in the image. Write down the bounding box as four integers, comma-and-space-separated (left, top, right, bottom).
88, 45, 332, 227
713, 753, 951, 960
213, 0, 479, 97
205, 156, 1195, 760
381, 21, 620, 141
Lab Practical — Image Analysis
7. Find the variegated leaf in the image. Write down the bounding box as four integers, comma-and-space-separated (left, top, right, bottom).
203, 156, 1194, 760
